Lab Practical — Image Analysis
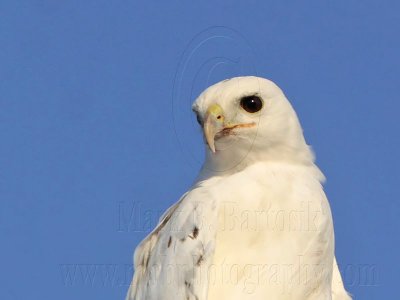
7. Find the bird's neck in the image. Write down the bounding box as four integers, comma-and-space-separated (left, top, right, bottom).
198, 142, 318, 180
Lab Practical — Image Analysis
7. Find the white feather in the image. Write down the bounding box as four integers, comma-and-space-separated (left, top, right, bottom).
126, 77, 351, 299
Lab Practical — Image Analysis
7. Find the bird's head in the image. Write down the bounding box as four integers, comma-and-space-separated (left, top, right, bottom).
192, 76, 314, 175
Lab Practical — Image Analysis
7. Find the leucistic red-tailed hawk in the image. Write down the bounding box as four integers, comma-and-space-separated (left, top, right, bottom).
126, 76, 351, 299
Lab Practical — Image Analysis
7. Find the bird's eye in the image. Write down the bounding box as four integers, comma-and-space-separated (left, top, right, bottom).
196, 113, 203, 126
240, 95, 263, 113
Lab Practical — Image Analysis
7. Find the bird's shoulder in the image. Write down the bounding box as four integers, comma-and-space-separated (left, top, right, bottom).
126, 186, 220, 299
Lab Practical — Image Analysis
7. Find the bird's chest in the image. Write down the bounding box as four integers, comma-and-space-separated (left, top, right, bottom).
205, 167, 331, 299
212, 169, 308, 246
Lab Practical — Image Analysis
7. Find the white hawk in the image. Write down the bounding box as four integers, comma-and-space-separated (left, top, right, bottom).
126, 76, 351, 299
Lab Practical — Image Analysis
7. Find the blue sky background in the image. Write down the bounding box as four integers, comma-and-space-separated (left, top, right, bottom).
1, 1, 399, 299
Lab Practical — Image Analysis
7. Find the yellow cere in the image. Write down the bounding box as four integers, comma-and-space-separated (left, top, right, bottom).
206, 103, 224, 121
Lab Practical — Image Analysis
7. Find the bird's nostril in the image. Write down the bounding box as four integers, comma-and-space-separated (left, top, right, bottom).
217, 115, 222, 120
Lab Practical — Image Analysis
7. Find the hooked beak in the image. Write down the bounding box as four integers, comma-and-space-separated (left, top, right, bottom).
203, 103, 225, 153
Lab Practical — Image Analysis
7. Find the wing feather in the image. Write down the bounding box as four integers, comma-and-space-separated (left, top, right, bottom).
126, 186, 219, 300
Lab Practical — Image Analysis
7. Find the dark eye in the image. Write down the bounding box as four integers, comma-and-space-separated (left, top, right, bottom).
240, 95, 263, 113
196, 113, 203, 126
